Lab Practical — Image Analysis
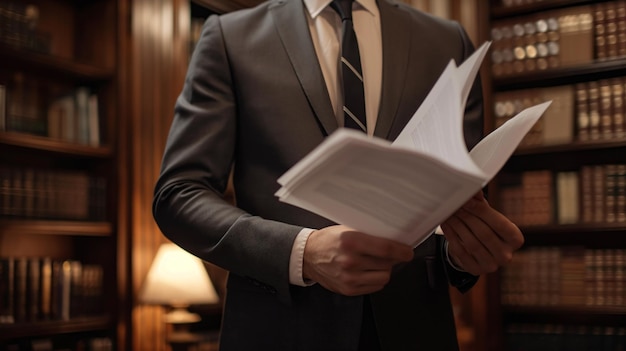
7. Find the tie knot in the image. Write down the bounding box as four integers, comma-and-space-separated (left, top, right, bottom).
331, 0, 353, 21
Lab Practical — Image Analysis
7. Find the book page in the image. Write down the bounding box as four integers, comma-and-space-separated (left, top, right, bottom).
469, 101, 552, 183
277, 130, 484, 245
457, 42, 491, 110
276, 41, 551, 246
393, 42, 492, 177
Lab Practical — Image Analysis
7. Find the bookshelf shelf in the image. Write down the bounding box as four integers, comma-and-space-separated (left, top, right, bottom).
491, 0, 614, 19
0, 220, 112, 237
514, 140, 626, 156
0, 132, 113, 159
519, 225, 626, 246
503, 143, 626, 172
493, 58, 626, 91
191, 0, 257, 13
0, 0, 124, 349
502, 306, 626, 325
480, 0, 626, 349
0, 316, 112, 340
0, 44, 115, 82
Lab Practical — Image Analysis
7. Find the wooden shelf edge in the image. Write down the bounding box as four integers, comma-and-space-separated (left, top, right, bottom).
0, 44, 114, 81
0, 132, 112, 158
0, 220, 112, 236
491, 0, 610, 19
0, 316, 112, 340
502, 305, 626, 325
493, 58, 626, 90
191, 0, 247, 13
513, 140, 626, 156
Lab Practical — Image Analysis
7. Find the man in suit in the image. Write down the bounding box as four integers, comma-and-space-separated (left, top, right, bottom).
152, 0, 524, 349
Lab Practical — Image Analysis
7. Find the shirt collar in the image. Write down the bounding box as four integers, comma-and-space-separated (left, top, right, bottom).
303, 0, 378, 19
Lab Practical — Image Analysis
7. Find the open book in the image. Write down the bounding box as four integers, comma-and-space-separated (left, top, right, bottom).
275, 42, 552, 247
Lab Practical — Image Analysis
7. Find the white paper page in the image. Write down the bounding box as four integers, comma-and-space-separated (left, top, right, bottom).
276, 131, 379, 202
469, 101, 552, 183
393, 45, 491, 178
277, 131, 354, 189
456, 41, 491, 110
392, 62, 484, 178
278, 132, 484, 244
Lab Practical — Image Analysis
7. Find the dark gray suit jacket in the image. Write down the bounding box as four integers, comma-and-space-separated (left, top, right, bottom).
153, 0, 484, 349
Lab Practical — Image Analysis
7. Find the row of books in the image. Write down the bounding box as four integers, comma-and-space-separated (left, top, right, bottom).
575, 78, 626, 142
490, 4, 594, 77
498, 164, 626, 226
501, 246, 625, 307
595, 1, 626, 62
0, 1, 51, 53
3, 336, 113, 351
0, 77, 102, 147
494, 0, 561, 9
505, 324, 626, 351
0, 166, 107, 221
494, 85, 574, 147
0, 257, 104, 324
495, 76, 626, 146
490, 1, 626, 78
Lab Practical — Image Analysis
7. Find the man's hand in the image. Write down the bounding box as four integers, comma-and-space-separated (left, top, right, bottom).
441, 191, 524, 276
303, 225, 414, 296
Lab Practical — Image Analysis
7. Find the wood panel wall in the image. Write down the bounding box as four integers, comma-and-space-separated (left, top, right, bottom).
127, 0, 190, 350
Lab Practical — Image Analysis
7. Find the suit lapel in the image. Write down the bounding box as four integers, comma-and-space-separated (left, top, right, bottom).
374, 0, 411, 140
270, 0, 338, 136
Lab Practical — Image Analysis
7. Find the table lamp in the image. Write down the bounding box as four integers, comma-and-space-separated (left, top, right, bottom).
140, 243, 219, 324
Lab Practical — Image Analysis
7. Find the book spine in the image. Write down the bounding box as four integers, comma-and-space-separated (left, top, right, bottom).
576, 83, 590, 142
593, 165, 606, 223
0, 257, 15, 323
558, 6, 594, 67
27, 257, 40, 322
605, 2, 619, 60
611, 78, 625, 139
588, 81, 602, 141
39, 257, 52, 320
599, 79, 614, 139
13, 257, 28, 323
595, 2, 608, 61
617, 165, 626, 223
605, 164, 617, 223
0, 84, 5, 132
618, 1, 626, 58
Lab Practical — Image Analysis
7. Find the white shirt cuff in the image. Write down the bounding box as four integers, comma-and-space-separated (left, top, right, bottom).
289, 228, 317, 287
444, 239, 466, 272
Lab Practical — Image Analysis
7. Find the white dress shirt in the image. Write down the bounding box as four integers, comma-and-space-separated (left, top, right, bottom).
288, 0, 462, 286
289, 0, 382, 286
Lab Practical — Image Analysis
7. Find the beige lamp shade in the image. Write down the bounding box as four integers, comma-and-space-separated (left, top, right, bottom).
140, 243, 219, 306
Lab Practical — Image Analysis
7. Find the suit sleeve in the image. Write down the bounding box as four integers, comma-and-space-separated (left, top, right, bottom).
152, 15, 302, 305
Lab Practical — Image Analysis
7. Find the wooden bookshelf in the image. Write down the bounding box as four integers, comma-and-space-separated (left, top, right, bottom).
479, 0, 626, 349
0, 0, 127, 349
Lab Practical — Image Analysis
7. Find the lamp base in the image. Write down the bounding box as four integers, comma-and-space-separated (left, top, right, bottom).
165, 306, 201, 324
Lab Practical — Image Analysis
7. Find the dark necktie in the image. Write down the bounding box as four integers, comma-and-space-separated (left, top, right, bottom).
331, 0, 367, 133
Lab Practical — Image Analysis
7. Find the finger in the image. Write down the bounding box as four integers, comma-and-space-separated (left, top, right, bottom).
335, 251, 398, 272
461, 196, 524, 249
341, 231, 414, 263
333, 270, 391, 296
455, 207, 513, 266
